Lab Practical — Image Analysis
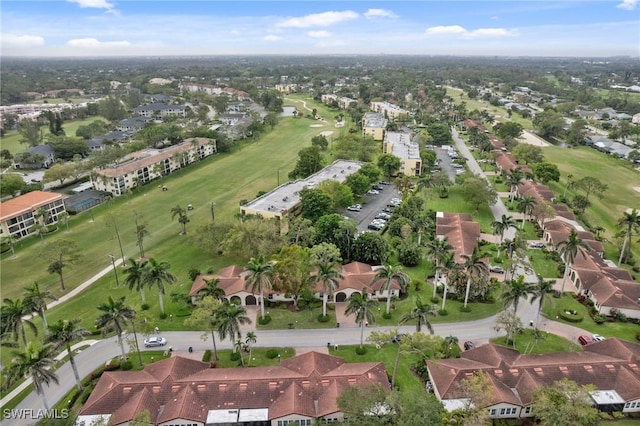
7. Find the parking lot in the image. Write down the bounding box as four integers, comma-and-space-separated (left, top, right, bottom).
343, 183, 403, 233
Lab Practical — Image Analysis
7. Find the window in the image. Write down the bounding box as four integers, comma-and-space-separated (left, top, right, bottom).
524, 407, 532, 414
500, 408, 505, 415
490, 409, 496, 416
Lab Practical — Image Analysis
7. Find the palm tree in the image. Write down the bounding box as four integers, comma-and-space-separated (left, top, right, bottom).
46, 319, 90, 391
58, 211, 70, 233
8, 342, 58, 410
245, 331, 257, 366
517, 195, 537, 229
170, 205, 189, 235
2, 234, 18, 257
309, 258, 344, 317
123, 258, 149, 304
216, 303, 251, 350
500, 275, 537, 314
197, 278, 226, 301
426, 238, 454, 299
23, 281, 57, 333
244, 255, 274, 320
460, 249, 488, 308
556, 230, 589, 293
0, 298, 37, 346
491, 215, 516, 257
506, 169, 524, 201
439, 253, 457, 312
95, 296, 136, 359
617, 209, 640, 265
33, 222, 47, 243
530, 275, 556, 326
345, 291, 377, 347
374, 264, 410, 315
400, 295, 437, 333
142, 258, 176, 315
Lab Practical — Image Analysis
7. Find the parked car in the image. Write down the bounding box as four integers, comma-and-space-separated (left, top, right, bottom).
489, 265, 504, 273
144, 336, 167, 347
426, 381, 434, 393
372, 184, 384, 191
463, 341, 475, 351
592, 334, 605, 342
578, 335, 593, 346
375, 212, 391, 220
368, 222, 383, 231
529, 242, 546, 248
378, 181, 391, 186
392, 333, 406, 343
367, 189, 380, 195
347, 204, 362, 212
383, 207, 393, 213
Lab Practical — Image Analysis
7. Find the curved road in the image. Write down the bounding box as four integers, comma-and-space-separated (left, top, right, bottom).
3, 127, 591, 425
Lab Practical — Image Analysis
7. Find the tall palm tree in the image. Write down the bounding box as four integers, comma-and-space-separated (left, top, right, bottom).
500, 275, 537, 314
400, 295, 437, 333
460, 249, 488, 308
556, 230, 590, 293
530, 275, 556, 326
345, 291, 377, 347
142, 258, 176, 315
244, 255, 274, 320
374, 264, 410, 315
506, 169, 523, 201
95, 296, 136, 359
170, 204, 189, 235
1, 298, 37, 346
309, 259, 344, 317
439, 253, 458, 312
197, 278, 226, 301
46, 319, 90, 391
618, 209, 640, 265
23, 281, 57, 334
517, 195, 537, 229
123, 258, 149, 304
216, 303, 251, 350
426, 238, 454, 299
245, 331, 257, 366
491, 215, 516, 257
8, 342, 58, 410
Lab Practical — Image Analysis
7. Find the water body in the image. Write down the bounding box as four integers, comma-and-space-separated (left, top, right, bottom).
278, 106, 296, 117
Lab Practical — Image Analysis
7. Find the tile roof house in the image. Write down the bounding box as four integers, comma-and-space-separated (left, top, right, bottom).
78, 351, 390, 426
14, 144, 56, 169
427, 339, 640, 420
494, 152, 531, 175
516, 181, 576, 223
435, 212, 481, 263
132, 102, 186, 118
188, 262, 405, 306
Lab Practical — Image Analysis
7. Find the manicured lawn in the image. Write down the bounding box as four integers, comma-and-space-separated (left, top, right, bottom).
486, 175, 510, 192
422, 186, 495, 233
491, 329, 581, 354
519, 221, 541, 240
527, 249, 562, 278
257, 306, 338, 330
445, 87, 534, 129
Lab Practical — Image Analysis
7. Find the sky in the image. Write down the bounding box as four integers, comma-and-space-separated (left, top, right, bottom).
1, 0, 639, 57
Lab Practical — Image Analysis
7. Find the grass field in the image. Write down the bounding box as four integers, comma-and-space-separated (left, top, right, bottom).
491, 329, 581, 354
422, 186, 495, 233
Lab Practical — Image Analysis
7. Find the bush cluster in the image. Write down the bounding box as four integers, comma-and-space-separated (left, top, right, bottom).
258, 314, 272, 325
202, 349, 212, 362
355, 346, 367, 355
266, 349, 279, 359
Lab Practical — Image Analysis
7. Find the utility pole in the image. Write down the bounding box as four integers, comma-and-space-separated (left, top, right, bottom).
108, 254, 120, 287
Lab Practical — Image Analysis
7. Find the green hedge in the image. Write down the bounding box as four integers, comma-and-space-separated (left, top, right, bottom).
558, 311, 583, 323
258, 314, 272, 325
266, 349, 279, 359
202, 349, 212, 362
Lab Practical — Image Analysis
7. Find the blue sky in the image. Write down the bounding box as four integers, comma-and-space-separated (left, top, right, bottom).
1, 1, 638, 57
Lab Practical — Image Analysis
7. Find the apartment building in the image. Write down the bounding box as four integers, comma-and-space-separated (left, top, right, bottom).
383, 132, 421, 176
369, 101, 408, 121
0, 191, 66, 239
91, 138, 216, 196
362, 112, 387, 141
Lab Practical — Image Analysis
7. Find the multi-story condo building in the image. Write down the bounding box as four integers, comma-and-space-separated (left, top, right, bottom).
91, 138, 216, 196
0, 191, 66, 239
383, 132, 421, 176
370, 101, 408, 121
362, 112, 387, 141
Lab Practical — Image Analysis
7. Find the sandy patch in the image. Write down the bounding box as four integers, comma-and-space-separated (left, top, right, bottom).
309, 124, 323, 128
633, 187, 640, 193
518, 130, 550, 147
319, 131, 333, 137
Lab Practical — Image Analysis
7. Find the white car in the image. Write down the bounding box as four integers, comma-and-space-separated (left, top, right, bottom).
367, 189, 380, 195
592, 334, 605, 342
144, 336, 167, 347
347, 204, 362, 212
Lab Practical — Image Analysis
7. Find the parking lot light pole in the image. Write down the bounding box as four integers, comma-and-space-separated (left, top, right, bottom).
108, 254, 120, 287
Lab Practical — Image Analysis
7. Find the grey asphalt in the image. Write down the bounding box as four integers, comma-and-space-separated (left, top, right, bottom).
343, 184, 401, 233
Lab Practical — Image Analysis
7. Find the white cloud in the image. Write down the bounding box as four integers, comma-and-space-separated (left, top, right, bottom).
364, 9, 398, 19
66, 38, 130, 47
308, 30, 331, 38
277, 10, 358, 28
491, 16, 499, 20
1, 33, 45, 46
426, 25, 513, 39
617, 0, 638, 10
68, 0, 114, 10
263, 35, 282, 41
425, 25, 467, 36
315, 40, 346, 48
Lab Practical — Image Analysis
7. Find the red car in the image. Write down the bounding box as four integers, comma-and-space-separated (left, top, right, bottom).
578, 335, 593, 346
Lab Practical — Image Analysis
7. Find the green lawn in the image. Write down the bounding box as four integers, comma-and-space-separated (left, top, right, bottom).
445, 87, 534, 129
257, 306, 338, 330
422, 186, 495, 233
486, 175, 510, 193
527, 249, 563, 278
491, 329, 581, 354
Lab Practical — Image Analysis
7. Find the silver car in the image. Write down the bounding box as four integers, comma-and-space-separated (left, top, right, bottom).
144, 336, 167, 347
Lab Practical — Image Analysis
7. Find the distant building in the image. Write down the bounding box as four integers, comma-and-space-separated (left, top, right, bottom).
78, 351, 390, 426
383, 132, 421, 176
0, 191, 66, 239
91, 138, 216, 196
240, 160, 362, 221
370, 101, 408, 121
13, 145, 55, 169
131, 102, 186, 118
362, 112, 387, 141
179, 83, 251, 101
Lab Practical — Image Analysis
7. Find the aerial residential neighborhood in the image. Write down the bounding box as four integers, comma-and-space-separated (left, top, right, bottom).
1, 1, 640, 426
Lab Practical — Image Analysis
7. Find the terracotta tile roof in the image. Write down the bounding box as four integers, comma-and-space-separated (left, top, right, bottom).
0, 191, 64, 222
79, 351, 390, 424
551, 204, 576, 221
189, 265, 247, 297
427, 340, 640, 409
436, 212, 480, 262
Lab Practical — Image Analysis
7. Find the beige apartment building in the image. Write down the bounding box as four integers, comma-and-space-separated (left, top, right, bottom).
383, 131, 421, 176
370, 101, 408, 121
0, 191, 66, 239
362, 112, 387, 141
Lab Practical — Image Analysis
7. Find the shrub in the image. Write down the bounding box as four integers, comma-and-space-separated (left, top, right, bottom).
80, 386, 93, 404
159, 312, 168, 319
459, 306, 471, 313
258, 314, 272, 325
438, 309, 448, 316
202, 349, 212, 362
188, 268, 201, 281
230, 352, 241, 361
430, 296, 440, 304
141, 303, 150, 311
593, 314, 606, 324
266, 349, 279, 359
355, 346, 367, 355
558, 311, 583, 323
398, 244, 421, 267
104, 359, 120, 371
317, 314, 330, 323
382, 312, 392, 320
618, 313, 628, 323
120, 360, 133, 370
412, 279, 422, 291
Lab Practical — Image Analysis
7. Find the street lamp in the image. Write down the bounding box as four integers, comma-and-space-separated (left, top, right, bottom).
108, 254, 120, 287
